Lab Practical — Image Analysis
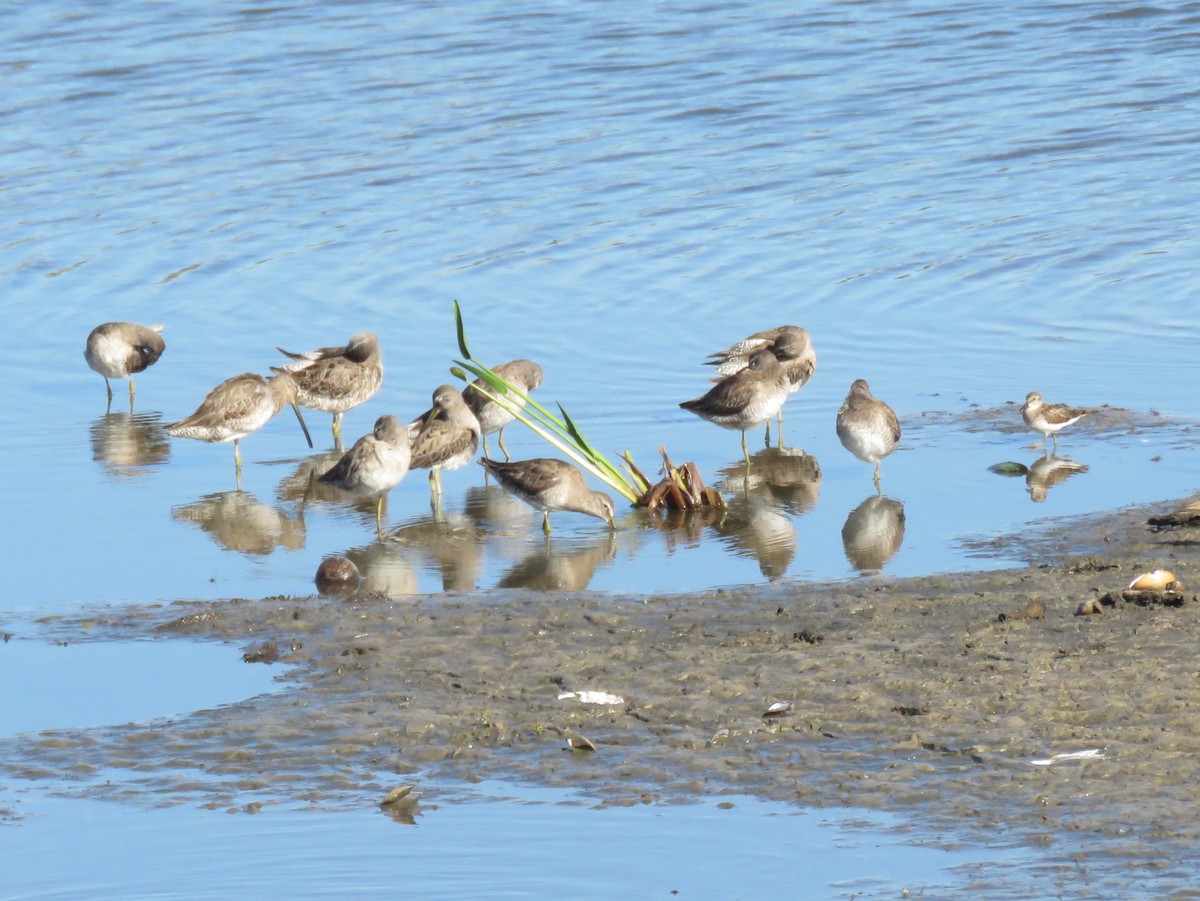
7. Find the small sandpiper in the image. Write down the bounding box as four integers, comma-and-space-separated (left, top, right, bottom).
680, 348, 791, 463
479, 457, 616, 534
409, 385, 481, 503
836, 379, 900, 490
464, 358, 544, 462
707, 325, 815, 443
84, 322, 166, 407
1021, 391, 1087, 450
319, 414, 411, 535
272, 332, 383, 445
167, 371, 313, 475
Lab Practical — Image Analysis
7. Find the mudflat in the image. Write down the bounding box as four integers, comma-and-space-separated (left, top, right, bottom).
6, 495, 1200, 896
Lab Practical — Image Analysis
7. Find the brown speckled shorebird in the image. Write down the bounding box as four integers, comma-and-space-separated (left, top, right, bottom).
836, 379, 900, 490
707, 325, 815, 443
409, 385, 480, 503
167, 371, 313, 475
479, 457, 616, 534
464, 359, 544, 461
319, 414, 411, 535
272, 332, 383, 445
84, 322, 166, 407
1021, 391, 1087, 450
680, 348, 791, 464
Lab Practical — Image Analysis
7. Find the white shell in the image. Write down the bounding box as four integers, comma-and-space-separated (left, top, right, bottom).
1030, 749, 1105, 766
558, 690, 625, 705
1128, 570, 1177, 590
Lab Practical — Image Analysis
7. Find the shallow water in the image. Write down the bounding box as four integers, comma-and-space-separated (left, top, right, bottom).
3, 0, 1200, 895
3, 783, 1022, 900
0, 638, 280, 736
4, 1, 1200, 607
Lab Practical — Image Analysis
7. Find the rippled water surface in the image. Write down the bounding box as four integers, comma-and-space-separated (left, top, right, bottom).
3, 0, 1200, 894
4, 0, 1200, 607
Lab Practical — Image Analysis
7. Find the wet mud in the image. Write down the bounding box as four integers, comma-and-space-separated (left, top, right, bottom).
6, 493, 1200, 896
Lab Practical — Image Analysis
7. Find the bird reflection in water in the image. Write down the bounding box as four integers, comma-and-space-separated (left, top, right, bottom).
275, 451, 387, 528
709, 491, 797, 578
172, 490, 305, 555
841, 495, 906, 571
717, 447, 822, 514
1026, 453, 1088, 502
342, 541, 419, 596
387, 509, 482, 591
497, 533, 618, 591
90, 410, 171, 477
462, 483, 536, 537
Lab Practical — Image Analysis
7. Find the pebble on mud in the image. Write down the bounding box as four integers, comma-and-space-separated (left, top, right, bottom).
315, 556, 360, 596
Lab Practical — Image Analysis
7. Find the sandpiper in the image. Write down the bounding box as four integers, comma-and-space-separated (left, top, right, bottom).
1021, 391, 1087, 450
708, 325, 815, 442
167, 371, 313, 474
409, 385, 481, 502
680, 348, 791, 463
319, 414, 411, 535
272, 332, 383, 444
464, 359, 544, 461
84, 322, 166, 407
479, 457, 616, 534
836, 379, 900, 489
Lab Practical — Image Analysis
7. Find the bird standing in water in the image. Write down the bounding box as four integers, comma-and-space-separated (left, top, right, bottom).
319, 414, 411, 537
836, 378, 900, 491
707, 325, 815, 445
409, 385, 481, 507
680, 349, 791, 464
1021, 391, 1087, 451
167, 371, 313, 480
272, 332, 383, 446
479, 457, 616, 534
84, 322, 166, 408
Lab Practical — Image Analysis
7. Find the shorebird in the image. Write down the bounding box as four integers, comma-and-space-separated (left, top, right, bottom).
319, 415, 412, 535
1021, 391, 1087, 450
464, 359, 544, 461
707, 325, 815, 443
167, 371, 313, 475
680, 348, 791, 463
84, 322, 166, 407
409, 385, 480, 503
836, 379, 900, 490
272, 332, 383, 445
479, 457, 616, 534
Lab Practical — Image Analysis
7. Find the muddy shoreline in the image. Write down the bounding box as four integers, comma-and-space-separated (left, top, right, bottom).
6, 495, 1200, 895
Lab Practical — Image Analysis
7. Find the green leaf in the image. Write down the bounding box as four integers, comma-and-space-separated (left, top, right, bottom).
453, 300, 472, 359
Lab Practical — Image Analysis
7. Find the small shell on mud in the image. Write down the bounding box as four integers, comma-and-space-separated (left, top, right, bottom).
380, 784, 421, 808
1076, 598, 1104, 616
565, 733, 597, 752
557, 690, 625, 706
1128, 570, 1176, 591
763, 701, 793, 718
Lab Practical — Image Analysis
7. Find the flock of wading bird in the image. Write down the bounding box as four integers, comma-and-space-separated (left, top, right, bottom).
84, 321, 1092, 537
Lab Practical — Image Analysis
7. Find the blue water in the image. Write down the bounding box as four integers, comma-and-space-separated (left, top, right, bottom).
4, 1, 1200, 607
2, 1, 1200, 895
3, 784, 1021, 900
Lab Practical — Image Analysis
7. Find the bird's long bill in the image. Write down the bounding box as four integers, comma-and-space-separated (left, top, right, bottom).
291, 402, 314, 449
